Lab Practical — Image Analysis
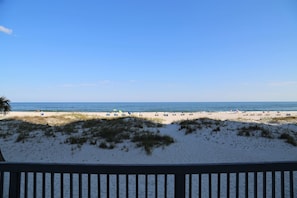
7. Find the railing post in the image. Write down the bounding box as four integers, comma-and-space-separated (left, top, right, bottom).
175, 173, 185, 198
9, 172, 21, 198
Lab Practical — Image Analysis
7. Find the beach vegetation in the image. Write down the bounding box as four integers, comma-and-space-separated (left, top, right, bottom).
0, 131, 11, 138
67, 113, 94, 120
279, 133, 297, 146
212, 127, 220, 132
0, 96, 11, 115
82, 119, 102, 128
44, 128, 56, 137
237, 125, 273, 138
0, 115, 172, 154
62, 124, 78, 134
179, 119, 201, 134
65, 136, 87, 145
99, 141, 115, 149
16, 132, 30, 143
99, 141, 108, 149
14, 116, 48, 125
18, 122, 49, 132
269, 116, 297, 123
132, 132, 174, 155
96, 126, 130, 143
178, 118, 224, 134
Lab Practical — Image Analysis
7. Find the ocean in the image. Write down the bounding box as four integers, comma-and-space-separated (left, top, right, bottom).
10, 102, 297, 112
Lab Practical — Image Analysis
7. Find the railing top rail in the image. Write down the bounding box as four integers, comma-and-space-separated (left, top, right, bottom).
1, 161, 297, 174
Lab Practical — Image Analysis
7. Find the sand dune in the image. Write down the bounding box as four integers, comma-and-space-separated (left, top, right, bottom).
0, 111, 296, 164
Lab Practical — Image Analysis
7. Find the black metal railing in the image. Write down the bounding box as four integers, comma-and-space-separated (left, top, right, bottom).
0, 161, 296, 198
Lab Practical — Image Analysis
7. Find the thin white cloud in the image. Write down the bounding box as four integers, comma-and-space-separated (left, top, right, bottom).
61, 80, 114, 88
99, 80, 112, 85
268, 81, 297, 87
0, 25, 13, 35
61, 83, 98, 88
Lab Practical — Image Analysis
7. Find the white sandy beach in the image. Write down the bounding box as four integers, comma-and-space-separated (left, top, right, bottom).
5, 110, 297, 124
1, 111, 297, 164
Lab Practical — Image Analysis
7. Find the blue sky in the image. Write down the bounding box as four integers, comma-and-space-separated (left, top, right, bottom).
1, 0, 297, 102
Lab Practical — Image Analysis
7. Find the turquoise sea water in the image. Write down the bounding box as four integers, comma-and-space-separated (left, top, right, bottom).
10, 102, 297, 112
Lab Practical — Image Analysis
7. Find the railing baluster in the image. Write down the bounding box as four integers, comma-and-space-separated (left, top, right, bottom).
60, 173, 64, 198
281, 171, 284, 198
226, 173, 230, 198
79, 173, 82, 198
116, 174, 119, 198
24, 172, 28, 198
70, 174, 73, 198
245, 172, 248, 198
42, 172, 46, 198
97, 174, 100, 198
198, 174, 201, 198
107, 174, 110, 198
236, 172, 239, 198
88, 173, 91, 198
272, 171, 275, 198
209, 173, 212, 198
189, 174, 192, 198
126, 174, 129, 198
155, 174, 158, 198
217, 173, 220, 198
164, 174, 167, 198
263, 171, 266, 198
33, 172, 37, 198
145, 174, 148, 198
136, 174, 138, 198
254, 172, 257, 198
289, 170, 294, 198
51, 172, 54, 198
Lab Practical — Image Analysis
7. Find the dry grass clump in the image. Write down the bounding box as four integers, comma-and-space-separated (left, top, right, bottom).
269, 116, 297, 124
237, 124, 297, 147
279, 133, 297, 146
178, 118, 223, 134
132, 132, 174, 155
10, 113, 97, 126
237, 125, 273, 138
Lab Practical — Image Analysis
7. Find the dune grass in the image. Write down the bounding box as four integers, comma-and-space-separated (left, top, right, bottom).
178, 118, 223, 134
0, 115, 172, 155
